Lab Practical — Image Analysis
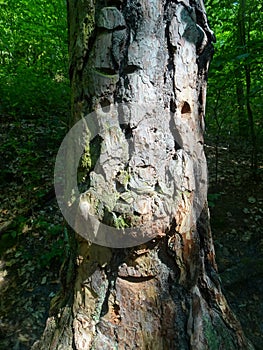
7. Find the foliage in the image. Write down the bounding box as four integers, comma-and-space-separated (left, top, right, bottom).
0, 0, 69, 117
0, 0, 69, 267
205, 0, 263, 172
0, 12, 69, 346
208, 192, 221, 208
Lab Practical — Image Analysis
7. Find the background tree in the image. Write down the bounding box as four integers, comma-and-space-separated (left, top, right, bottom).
32, 0, 254, 349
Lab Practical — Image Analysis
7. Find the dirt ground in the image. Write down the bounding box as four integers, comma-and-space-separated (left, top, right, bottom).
0, 118, 262, 349
207, 140, 263, 349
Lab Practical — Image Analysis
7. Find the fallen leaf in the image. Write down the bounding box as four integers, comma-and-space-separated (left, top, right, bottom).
41, 276, 47, 285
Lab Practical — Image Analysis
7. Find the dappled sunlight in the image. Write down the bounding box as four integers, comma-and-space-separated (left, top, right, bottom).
0, 0, 262, 348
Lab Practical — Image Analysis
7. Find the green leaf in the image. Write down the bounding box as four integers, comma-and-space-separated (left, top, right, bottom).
248, 196, 256, 204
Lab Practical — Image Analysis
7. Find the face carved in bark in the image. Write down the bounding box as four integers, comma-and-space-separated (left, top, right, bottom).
54, 103, 207, 248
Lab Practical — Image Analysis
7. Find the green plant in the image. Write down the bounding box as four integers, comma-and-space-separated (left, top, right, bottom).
208, 193, 221, 208
0, 0, 69, 118
205, 0, 263, 173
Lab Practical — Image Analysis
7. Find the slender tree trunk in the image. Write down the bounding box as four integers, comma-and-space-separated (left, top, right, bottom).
245, 63, 257, 172
236, 0, 248, 138
236, 79, 247, 137
33, 0, 253, 349
244, 11, 257, 173
236, 0, 257, 172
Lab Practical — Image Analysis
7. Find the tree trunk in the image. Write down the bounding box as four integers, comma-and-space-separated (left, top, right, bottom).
33, 0, 253, 349
236, 0, 248, 138
236, 0, 257, 172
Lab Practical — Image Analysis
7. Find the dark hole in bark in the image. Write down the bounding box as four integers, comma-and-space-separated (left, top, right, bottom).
181, 101, 191, 114
95, 67, 116, 76
140, 164, 151, 169
106, 0, 122, 10
172, 151, 178, 160
119, 275, 155, 282
174, 140, 181, 151
170, 99, 176, 113
198, 89, 203, 105
113, 303, 120, 315
100, 98, 111, 112
120, 123, 133, 139
115, 180, 125, 193
155, 181, 162, 193
122, 64, 140, 74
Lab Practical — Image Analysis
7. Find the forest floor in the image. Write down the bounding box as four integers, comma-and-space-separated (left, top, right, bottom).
0, 116, 262, 350
207, 139, 263, 349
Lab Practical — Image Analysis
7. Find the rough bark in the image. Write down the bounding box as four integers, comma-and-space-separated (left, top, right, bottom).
33, 0, 253, 349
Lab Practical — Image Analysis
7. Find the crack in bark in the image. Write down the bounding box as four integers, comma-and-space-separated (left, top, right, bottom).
164, 3, 177, 101
117, 274, 156, 282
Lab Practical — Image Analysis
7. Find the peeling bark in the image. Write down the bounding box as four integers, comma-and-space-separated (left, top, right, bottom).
33, 0, 253, 349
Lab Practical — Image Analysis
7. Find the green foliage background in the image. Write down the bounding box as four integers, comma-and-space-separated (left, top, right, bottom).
206, 0, 263, 155
0, 0, 69, 117
0, 0, 261, 143
0, 0, 69, 264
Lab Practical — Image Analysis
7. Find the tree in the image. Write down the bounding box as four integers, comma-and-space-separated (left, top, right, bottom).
235, 0, 258, 171
33, 0, 253, 349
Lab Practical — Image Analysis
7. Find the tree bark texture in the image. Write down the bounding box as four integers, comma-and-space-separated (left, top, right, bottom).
33, 0, 253, 349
